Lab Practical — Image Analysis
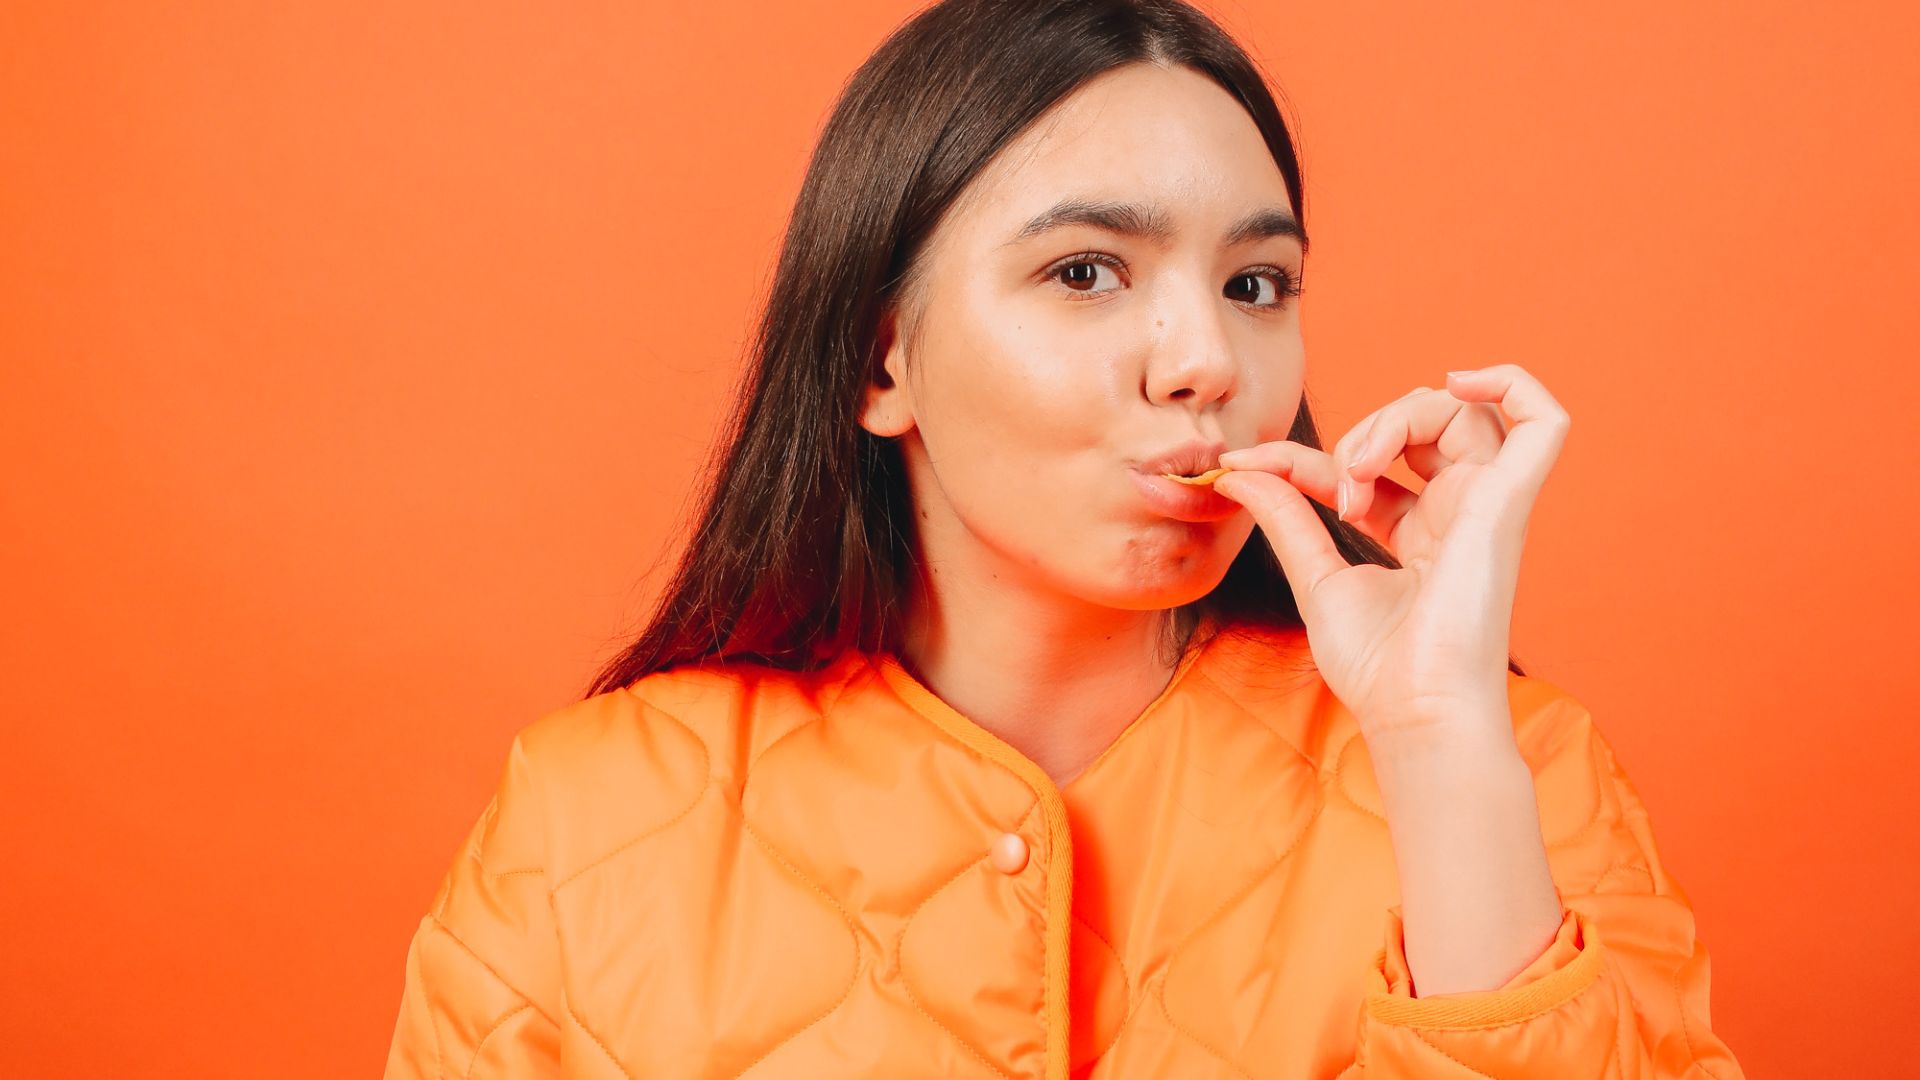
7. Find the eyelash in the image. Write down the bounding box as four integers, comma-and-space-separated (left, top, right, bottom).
1041, 251, 1304, 310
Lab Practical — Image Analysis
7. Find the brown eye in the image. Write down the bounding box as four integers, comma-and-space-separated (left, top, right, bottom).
1047, 253, 1125, 297
1225, 268, 1304, 308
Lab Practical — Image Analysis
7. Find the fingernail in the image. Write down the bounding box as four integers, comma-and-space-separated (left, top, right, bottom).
1217, 448, 1247, 465
1447, 369, 1476, 380
1337, 476, 1350, 519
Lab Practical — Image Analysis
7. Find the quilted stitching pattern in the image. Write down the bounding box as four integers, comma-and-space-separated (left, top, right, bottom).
545, 657, 1051, 1077
896, 801, 1047, 1078
386, 623, 1746, 1079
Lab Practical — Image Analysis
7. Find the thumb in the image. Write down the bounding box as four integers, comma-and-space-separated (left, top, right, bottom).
1212, 469, 1350, 607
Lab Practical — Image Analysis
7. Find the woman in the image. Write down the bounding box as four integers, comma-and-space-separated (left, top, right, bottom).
384, 1, 1745, 1076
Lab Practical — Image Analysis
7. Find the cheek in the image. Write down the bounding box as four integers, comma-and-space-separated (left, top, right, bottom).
912, 353, 1111, 557
1238, 342, 1307, 441
1263, 389, 1304, 442
926, 287, 1118, 456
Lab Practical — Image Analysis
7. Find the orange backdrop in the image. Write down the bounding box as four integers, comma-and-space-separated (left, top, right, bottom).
2, 2, 1912, 1075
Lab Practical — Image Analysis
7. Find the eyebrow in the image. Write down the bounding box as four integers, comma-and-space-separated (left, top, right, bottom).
1001, 198, 1308, 254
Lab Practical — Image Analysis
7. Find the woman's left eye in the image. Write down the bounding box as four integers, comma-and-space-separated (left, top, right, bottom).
1225, 267, 1304, 307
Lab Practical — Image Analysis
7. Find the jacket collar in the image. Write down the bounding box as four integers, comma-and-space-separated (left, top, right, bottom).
859, 611, 1266, 792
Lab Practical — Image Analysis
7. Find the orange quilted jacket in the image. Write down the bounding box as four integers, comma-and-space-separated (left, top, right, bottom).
383, 620, 1745, 1078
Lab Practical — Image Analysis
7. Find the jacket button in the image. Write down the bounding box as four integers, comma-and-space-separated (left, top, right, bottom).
990, 831, 1028, 874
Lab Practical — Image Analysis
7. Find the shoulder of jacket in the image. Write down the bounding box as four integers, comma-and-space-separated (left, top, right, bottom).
1192, 620, 1321, 702
497, 654, 874, 885
1496, 670, 1668, 871
1501, 669, 1606, 769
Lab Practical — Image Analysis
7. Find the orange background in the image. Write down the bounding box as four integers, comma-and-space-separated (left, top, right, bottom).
2, 2, 1912, 1075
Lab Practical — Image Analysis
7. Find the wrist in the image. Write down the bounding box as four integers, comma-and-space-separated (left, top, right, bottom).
1364, 704, 1520, 775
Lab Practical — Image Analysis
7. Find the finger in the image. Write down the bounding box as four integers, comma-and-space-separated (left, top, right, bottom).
1387, 387, 1461, 480
1342, 388, 1504, 484
1210, 457, 1350, 600
1326, 384, 1427, 472
1216, 439, 1344, 513
1443, 365, 1571, 506
1402, 440, 1451, 480
1338, 385, 1514, 523
1328, 386, 1420, 474
1221, 437, 1391, 531
1344, 472, 1420, 549
1223, 438, 1420, 549
1351, 397, 1497, 495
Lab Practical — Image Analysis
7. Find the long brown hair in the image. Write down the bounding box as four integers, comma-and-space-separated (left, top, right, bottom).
583, 0, 1525, 699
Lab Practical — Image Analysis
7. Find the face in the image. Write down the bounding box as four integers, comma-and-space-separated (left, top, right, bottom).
860, 61, 1307, 616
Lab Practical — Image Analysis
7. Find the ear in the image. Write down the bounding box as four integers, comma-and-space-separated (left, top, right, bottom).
858, 301, 916, 438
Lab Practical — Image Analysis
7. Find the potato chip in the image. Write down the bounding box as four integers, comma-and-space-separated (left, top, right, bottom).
1162, 466, 1230, 486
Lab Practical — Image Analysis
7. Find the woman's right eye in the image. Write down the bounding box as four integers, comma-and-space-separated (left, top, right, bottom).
1046, 253, 1126, 298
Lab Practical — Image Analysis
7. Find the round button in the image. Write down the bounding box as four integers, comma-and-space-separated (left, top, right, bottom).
990, 831, 1029, 874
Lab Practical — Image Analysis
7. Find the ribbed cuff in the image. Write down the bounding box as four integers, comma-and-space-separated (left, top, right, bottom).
1362, 904, 1605, 1029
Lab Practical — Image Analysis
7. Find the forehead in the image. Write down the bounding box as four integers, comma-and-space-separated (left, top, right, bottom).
956, 62, 1293, 230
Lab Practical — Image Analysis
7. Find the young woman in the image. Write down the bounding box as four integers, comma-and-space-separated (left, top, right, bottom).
385, 1, 1745, 1076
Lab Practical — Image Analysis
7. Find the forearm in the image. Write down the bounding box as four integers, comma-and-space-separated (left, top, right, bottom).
1368, 716, 1565, 997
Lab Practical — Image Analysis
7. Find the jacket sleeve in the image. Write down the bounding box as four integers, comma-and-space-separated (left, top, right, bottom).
384, 731, 565, 1078
1348, 682, 1747, 1078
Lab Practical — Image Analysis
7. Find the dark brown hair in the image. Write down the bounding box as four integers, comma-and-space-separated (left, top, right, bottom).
582, 0, 1525, 699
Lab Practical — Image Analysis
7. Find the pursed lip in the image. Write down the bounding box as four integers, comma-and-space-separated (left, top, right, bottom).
1126, 468, 1242, 522
1134, 436, 1230, 479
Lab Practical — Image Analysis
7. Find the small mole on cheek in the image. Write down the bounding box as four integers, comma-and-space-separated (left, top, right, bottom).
1155, 320, 1164, 328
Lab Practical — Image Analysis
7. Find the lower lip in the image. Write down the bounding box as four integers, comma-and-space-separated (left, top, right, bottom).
1128, 469, 1243, 522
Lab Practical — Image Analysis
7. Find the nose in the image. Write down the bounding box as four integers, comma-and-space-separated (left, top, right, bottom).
1143, 281, 1237, 409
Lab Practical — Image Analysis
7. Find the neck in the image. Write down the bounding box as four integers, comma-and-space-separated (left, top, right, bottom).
894, 564, 1198, 789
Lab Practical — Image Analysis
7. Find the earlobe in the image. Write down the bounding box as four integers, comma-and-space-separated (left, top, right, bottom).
858, 381, 912, 438
859, 306, 916, 438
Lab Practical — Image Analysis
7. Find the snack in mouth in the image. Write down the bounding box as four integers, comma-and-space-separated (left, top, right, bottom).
1162, 466, 1230, 486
